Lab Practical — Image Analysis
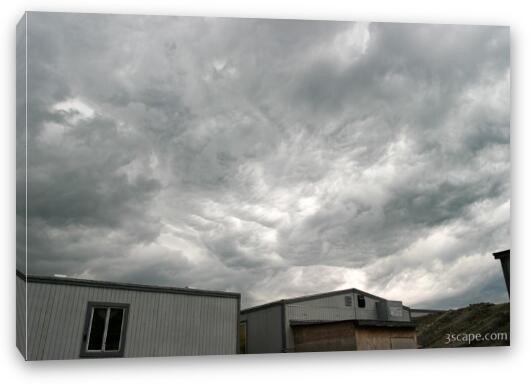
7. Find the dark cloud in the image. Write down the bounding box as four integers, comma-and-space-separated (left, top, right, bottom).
18, 12, 510, 308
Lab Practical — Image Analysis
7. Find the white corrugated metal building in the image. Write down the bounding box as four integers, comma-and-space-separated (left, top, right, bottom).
16, 270, 240, 360
240, 288, 416, 353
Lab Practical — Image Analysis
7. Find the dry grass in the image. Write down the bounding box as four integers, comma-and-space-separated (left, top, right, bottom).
415, 302, 510, 348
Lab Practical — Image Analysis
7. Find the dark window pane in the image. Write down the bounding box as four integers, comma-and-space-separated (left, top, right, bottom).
105, 308, 124, 351
357, 295, 366, 308
88, 308, 107, 351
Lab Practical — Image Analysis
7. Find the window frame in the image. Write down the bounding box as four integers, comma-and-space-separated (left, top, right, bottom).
80, 301, 130, 358
357, 294, 366, 308
344, 295, 353, 307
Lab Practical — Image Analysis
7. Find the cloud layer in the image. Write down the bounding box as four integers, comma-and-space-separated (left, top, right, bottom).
18, 13, 510, 308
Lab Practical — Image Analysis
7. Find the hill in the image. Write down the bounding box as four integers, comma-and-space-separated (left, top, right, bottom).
415, 302, 510, 348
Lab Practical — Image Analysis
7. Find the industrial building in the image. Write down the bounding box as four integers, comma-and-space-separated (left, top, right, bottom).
240, 288, 417, 353
16, 270, 240, 360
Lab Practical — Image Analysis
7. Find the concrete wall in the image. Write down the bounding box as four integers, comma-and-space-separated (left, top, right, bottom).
18, 274, 239, 360
240, 304, 283, 353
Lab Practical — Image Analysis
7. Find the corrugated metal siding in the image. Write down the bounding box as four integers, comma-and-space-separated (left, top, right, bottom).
286, 293, 356, 322
354, 295, 380, 321
16, 275, 26, 359
284, 292, 387, 351
240, 304, 283, 353
376, 300, 411, 321
21, 277, 238, 360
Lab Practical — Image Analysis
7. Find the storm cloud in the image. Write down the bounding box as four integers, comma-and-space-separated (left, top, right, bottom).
18, 13, 510, 308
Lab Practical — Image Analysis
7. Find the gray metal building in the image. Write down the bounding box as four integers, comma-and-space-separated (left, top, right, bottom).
240, 288, 415, 353
16, 270, 240, 360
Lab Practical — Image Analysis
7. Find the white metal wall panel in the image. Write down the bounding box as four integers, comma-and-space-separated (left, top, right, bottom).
354, 295, 380, 320
286, 292, 356, 322
20, 276, 238, 360
240, 304, 283, 353
284, 292, 383, 322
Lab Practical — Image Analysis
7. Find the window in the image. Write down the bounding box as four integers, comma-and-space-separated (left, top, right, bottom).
357, 295, 366, 308
80, 302, 129, 358
239, 321, 247, 354
344, 295, 353, 307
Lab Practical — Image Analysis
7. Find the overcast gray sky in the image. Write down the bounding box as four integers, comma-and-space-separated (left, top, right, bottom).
17, 12, 510, 309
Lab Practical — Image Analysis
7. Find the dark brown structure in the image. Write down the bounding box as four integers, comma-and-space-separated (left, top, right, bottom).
493, 249, 510, 296
290, 319, 417, 352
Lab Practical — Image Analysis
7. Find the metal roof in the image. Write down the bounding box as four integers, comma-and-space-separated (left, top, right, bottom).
241, 287, 388, 314
493, 249, 510, 260
16, 269, 240, 299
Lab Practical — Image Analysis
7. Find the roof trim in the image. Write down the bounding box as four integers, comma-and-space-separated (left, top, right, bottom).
289, 319, 416, 329
493, 249, 510, 260
16, 269, 240, 299
354, 319, 416, 328
241, 300, 284, 314
284, 287, 386, 304
241, 287, 389, 313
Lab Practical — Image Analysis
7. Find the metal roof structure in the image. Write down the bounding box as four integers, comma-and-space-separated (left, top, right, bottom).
16, 269, 240, 299
241, 287, 392, 314
493, 249, 510, 260
289, 319, 416, 329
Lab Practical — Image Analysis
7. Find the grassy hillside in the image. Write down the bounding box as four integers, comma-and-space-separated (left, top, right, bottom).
415, 302, 510, 348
